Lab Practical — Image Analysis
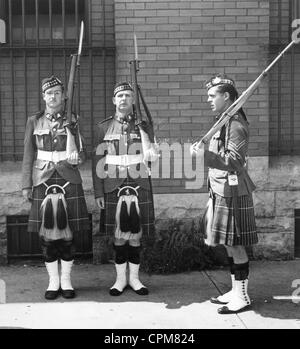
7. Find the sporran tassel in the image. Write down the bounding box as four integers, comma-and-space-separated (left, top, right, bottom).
129, 200, 140, 234
56, 196, 68, 230
43, 197, 54, 229
120, 198, 131, 232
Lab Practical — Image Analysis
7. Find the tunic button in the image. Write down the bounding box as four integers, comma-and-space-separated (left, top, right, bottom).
53, 128, 57, 132
53, 139, 57, 143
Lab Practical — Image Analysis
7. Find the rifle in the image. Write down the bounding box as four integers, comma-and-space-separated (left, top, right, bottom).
129, 33, 142, 124
129, 33, 158, 164
129, 33, 155, 141
191, 39, 297, 153
64, 21, 84, 163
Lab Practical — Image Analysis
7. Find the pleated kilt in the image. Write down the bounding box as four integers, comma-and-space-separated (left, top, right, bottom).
100, 177, 155, 242
204, 193, 258, 247
27, 171, 90, 233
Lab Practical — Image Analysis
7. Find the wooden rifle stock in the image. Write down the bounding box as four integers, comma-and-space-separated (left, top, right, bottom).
192, 40, 297, 152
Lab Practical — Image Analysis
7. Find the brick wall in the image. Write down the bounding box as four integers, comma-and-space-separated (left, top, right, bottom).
114, 0, 270, 193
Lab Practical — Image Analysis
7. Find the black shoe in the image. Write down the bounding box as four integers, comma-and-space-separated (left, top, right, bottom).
210, 296, 229, 305
131, 286, 149, 296
61, 289, 76, 299
109, 288, 124, 296
217, 304, 250, 314
45, 289, 60, 300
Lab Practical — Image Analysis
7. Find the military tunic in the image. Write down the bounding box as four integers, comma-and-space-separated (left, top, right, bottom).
203, 112, 258, 246
22, 111, 90, 234
92, 116, 155, 243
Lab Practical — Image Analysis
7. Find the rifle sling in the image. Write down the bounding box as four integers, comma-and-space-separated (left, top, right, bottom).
137, 84, 153, 125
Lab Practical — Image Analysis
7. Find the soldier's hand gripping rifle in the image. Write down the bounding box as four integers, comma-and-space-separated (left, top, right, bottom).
129, 33, 158, 162
191, 39, 298, 154
64, 21, 84, 164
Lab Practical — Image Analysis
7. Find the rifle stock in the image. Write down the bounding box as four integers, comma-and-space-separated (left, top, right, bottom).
193, 40, 297, 151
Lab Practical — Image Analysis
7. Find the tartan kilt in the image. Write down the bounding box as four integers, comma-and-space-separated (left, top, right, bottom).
27, 171, 90, 233
203, 193, 258, 247
99, 177, 155, 243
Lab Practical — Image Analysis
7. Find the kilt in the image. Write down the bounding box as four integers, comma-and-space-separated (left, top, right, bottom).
27, 171, 90, 233
100, 177, 155, 243
203, 193, 258, 247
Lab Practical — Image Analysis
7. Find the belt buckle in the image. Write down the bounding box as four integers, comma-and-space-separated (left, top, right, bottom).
52, 151, 59, 163
118, 154, 128, 171
122, 154, 128, 167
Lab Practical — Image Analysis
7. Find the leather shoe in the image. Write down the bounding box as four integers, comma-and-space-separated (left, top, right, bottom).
210, 296, 228, 305
45, 289, 60, 300
109, 288, 124, 296
217, 304, 250, 314
61, 289, 76, 299
131, 286, 149, 296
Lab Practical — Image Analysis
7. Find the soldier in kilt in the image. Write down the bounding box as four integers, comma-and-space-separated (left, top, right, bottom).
200, 74, 258, 314
22, 76, 90, 300
92, 82, 157, 296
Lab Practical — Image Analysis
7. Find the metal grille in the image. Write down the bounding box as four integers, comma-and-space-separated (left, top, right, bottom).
0, 0, 115, 161
7, 214, 93, 261
294, 209, 300, 257
269, 0, 300, 155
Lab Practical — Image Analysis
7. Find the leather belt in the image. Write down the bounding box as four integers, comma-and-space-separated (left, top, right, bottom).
37, 150, 67, 163
105, 154, 143, 167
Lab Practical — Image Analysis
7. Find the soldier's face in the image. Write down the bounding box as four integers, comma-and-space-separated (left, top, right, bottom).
43, 86, 64, 109
113, 91, 134, 113
207, 86, 229, 113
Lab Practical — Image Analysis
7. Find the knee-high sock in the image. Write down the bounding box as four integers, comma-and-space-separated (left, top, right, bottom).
128, 245, 140, 264
234, 261, 249, 281
115, 244, 128, 264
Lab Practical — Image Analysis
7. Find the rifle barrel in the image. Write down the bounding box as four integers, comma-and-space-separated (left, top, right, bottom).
194, 40, 296, 148
77, 21, 84, 66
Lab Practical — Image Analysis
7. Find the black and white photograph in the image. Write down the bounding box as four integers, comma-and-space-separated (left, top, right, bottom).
0, 0, 299, 333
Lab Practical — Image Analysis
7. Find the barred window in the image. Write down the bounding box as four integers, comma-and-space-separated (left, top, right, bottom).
269, 0, 300, 155
0, 0, 115, 161
1, 0, 86, 43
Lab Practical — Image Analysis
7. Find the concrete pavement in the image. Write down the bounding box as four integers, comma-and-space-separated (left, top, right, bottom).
0, 260, 299, 329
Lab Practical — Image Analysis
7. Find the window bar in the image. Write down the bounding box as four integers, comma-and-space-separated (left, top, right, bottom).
0, 0, 2, 160
289, 0, 295, 154
22, 0, 28, 125
75, 0, 79, 41
35, 0, 41, 110
62, 0, 67, 92
8, 0, 16, 160
49, 0, 53, 73
28, 230, 32, 255
75, 0, 80, 117
0, 68, 2, 161
15, 225, 20, 255
277, 0, 282, 155
102, 0, 107, 117
88, 0, 94, 151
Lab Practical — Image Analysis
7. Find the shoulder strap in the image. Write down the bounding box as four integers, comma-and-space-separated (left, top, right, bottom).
32, 110, 44, 119
99, 116, 113, 126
